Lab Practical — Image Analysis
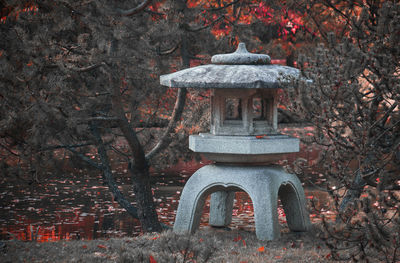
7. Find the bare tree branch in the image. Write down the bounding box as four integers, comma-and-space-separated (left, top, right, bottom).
182, 15, 225, 32
66, 147, 103, 170
75, 62, 106, 72
206, 0, 240, 11
82, 116, 120, 128
146, 88, 187, 161
157, 43, 180, 56
116, 0, 152, 16
0, 142, 20, 156
40, 142, 94, 151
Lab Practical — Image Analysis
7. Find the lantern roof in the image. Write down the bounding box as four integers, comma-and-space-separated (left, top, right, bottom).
160, 43, 299, 89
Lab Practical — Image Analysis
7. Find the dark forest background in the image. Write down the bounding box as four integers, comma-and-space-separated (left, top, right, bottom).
1, 1, 399, 261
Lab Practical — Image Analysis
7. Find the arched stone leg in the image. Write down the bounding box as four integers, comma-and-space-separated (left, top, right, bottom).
173, 164, 310, 240
173, 172, 207, 234
249, 182, 280, 240
278, 176, 311, 232
209, 191, 235, 227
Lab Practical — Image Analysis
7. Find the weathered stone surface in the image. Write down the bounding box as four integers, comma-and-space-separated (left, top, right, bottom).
189, 133, 299, 163
210, 89, 278, 136
167, 43, 310, 241
160, 64, 299, 89
173, 164, 311, 241
160, 42, 299, 89
211, 43, 271, 65
209, 191, 235, 227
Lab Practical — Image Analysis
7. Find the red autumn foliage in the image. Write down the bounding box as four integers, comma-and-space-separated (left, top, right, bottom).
233, 235, 242, 242
149, 255, 157, 263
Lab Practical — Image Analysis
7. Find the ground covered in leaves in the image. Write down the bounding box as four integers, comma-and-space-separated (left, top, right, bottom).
2, 225, 337, 263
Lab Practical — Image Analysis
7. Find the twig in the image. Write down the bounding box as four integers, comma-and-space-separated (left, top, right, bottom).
183, 15, 225, 32
75, 62, 106, 72
66, 147, 103, 170
0, 143, 20, 156
206, 0, 239, 11
110, 145, 130, 160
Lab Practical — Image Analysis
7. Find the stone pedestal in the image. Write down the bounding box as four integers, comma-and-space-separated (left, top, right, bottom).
173, 164, 311, 241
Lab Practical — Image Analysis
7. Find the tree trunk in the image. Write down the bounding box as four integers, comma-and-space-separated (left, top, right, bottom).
90, 123, 139, 219
129, 162, 162, 232
107, 68, 163, 233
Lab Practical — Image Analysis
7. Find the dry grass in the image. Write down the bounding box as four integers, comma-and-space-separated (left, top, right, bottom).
2, 225, 336, 263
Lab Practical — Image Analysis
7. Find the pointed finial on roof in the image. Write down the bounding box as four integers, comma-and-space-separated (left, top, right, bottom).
211, 42, 271, 65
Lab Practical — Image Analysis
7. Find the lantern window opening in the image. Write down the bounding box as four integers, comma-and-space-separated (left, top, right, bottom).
252, 97, 266, 120
253, 97, 274, 122
224, 97, 242, 121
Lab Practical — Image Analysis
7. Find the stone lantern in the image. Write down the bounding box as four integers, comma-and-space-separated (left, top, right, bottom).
160, 43, 310, 240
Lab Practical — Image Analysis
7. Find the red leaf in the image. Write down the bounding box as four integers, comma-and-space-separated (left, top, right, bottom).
258, 246, 265, 252
97, 244, 107, 249
82, 245, 87, 249
149, 255, 157, 263
242, 239, 246, 247
233, 235, 242, 242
